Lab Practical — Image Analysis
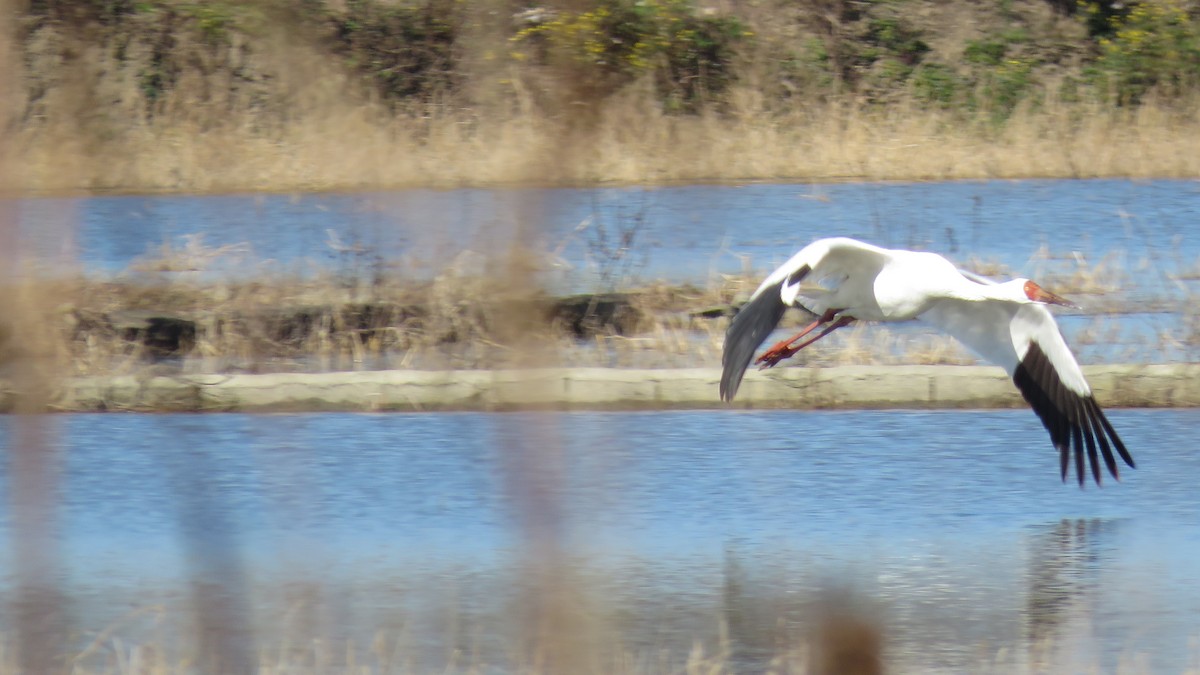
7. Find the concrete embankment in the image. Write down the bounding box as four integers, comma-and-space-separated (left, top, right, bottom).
4, 364, 1198, 412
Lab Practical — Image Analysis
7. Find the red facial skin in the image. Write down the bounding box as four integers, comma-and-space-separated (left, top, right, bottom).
1024, 280, 1077, 308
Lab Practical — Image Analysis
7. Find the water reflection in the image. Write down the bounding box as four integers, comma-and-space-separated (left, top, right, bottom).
721, 546, 795, 669
1024, 519, 1118, 659
718, 549, 885, 674
170, 434, 256, 673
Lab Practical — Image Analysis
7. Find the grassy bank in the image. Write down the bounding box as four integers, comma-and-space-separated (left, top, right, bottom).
2, 0, 1200, 192
0, 235, 1191, 389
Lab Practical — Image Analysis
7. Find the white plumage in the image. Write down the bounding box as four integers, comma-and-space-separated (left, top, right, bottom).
720, 237, 1134, 486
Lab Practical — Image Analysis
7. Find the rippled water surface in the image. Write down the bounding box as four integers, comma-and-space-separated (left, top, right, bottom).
12, 179, 1200, 282
2, 409, 1199, 671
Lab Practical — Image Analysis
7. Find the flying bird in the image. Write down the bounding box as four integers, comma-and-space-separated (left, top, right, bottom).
720, 237, 1134, 486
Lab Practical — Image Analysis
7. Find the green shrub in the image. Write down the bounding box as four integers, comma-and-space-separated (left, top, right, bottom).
26, 0, 139, 24
1087, 0, 1200, 103
769, 38, 838, 102
838, 14, 931, 95
659, 9, 746, 108
974, 56, 1037, 119
911, 62, 958, 105
177, 2, 239, 45
510, 0, 747, 109
866, 17, 928, 64
329, 0, 464, 104
1079, 0, 1132, 38
955, 27, 1043, 120
964, 38, 1006, 66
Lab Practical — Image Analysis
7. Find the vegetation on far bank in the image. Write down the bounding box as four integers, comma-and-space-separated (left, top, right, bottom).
2, 0, 1200, 191
0, 230, 1187, 386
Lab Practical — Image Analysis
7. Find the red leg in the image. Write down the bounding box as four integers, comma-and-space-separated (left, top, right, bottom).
753, 309, 838, 367
759, 309, 836, 358
755, 312, 852, 370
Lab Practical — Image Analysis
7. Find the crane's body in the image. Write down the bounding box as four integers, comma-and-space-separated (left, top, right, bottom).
720, 237, 1134, 487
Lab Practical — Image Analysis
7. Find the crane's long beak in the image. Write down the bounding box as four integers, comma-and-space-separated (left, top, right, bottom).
1028, 283, 1079, 309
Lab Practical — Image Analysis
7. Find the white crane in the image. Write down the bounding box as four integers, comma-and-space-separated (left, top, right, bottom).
720, 237, 1134, 487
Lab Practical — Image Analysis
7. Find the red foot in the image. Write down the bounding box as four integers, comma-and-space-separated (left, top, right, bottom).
754, 314, 854, 371
756, 343, 799, 369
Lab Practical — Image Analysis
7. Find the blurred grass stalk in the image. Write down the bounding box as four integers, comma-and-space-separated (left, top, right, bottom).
2, 0, 68, 670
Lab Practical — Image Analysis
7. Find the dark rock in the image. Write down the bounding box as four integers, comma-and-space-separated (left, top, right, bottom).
110, 310, 197, 360
549, 293, 643, 338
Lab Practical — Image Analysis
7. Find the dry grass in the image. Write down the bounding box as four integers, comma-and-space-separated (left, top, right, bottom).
10, 88, 1200, 194
6, 234, 1193, 381
7, 273, 728, 377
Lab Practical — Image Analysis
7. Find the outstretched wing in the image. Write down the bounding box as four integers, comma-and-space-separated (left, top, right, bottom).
720, 238, 890, 401
922, 298, 1134, 486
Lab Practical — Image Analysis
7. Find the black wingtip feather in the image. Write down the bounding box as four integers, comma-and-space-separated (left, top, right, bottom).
1071, 421, 1085, 488
1012, 342, 1135, 486
1083, 397, 1116, 482
1075, 397, 1102, 487
720, 278, 790, 402
1087, 397, 1135, 469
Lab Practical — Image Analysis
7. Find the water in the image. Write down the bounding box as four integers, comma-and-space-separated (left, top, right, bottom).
2, 409, 1199, 672
12, 179, 1200, 285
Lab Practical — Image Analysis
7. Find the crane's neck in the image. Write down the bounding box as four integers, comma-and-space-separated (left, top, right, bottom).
948, 278, 1027, 303
872, 257, 1024, 321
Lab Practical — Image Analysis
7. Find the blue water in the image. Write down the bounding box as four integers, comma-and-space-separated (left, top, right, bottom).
2, 409, 1199, 671
11, 179, 1200, 286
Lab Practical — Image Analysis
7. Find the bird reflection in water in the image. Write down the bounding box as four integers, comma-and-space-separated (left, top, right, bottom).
1024, 518, 1120, 663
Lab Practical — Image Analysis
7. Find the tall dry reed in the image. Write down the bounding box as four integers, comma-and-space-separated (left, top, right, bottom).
12, 86, 1200, 194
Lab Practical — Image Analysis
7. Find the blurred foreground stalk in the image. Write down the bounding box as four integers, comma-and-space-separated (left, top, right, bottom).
2, 1, 69, 670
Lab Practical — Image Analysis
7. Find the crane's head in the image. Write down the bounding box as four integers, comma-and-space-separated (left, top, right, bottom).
1016, 279, 1078, 308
